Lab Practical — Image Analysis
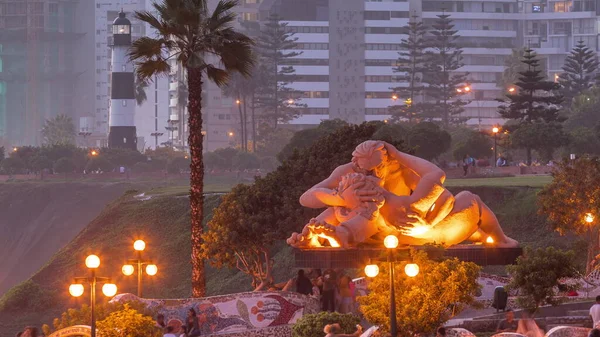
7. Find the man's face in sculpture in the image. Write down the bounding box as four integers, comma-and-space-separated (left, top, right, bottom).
354, 149, 388, 179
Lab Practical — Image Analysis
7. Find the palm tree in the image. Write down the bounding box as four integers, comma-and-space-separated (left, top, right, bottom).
135, 77, 149, 106
129, 0, 254, 297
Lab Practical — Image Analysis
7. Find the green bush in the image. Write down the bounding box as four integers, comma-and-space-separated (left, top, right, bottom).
53, 157, 75, 174
292, 312, 360, 337
85, 157, 114, 172
0, 280, 54, 312
132, 162, 153, 173
167, 157, 190, 174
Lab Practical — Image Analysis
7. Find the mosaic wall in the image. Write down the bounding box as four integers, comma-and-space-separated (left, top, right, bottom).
112, 291, 319, 335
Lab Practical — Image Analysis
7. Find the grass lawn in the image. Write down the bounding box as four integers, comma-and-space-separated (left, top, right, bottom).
445, 175, 552, 188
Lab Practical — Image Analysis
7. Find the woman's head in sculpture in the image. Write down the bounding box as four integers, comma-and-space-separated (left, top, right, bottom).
352, 141, 388, 179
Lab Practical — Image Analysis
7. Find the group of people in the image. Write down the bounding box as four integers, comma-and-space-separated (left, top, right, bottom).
155, 309, 201, 337
295, 269, 357, 314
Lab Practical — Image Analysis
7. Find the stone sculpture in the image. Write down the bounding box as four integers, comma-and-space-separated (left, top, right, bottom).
287, 140, 518, 248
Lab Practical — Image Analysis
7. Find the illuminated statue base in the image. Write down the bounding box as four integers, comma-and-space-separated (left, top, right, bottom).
287, 141, 519, 250
293, 245, 523, 269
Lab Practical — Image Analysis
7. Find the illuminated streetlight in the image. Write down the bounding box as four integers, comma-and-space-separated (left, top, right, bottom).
391, 94, 398, 101
456, 88, 462, 93
384, 235, 399, 249
69, 284, 84, 297
586, 213, 595, 224
122, 240, 158, 297
464, 86, 471, 92
404, 263, 419, 277
508, 87, 516, 93
102, 283, 118, 297
364, 235, 421, 337
69, 255, 117, 337
364, 264, 380, 278
85, 255, 101, 269
122, 264, 134, 276
146, 264, 158, 276
133, 240, 146, 251
287, 98, 294, 105
90, 150, 98, 156
228, 131, 234, 137
13, 147, 17, 152
235, 99, 241, 105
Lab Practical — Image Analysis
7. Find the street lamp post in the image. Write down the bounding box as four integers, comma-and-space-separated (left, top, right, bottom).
122, 240, 157, 298
364, 235, 419, 337
69, 255, 118, 337
492, 126, 499, 167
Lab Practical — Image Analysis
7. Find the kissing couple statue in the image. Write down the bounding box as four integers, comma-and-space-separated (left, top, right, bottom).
287, 140, 518, 249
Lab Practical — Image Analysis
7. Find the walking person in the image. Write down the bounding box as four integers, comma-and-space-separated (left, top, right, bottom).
295, 269, 313, 295
462, 154, 472, 176
337, 272, 353, 314
163, 326, 177, 337
186, 308, 201, 337
322, 269, 337, 312
591, 296, 600, 328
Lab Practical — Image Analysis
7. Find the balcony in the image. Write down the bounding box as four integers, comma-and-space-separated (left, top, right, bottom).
169, 98, 177, 107
169, 82, 178, 91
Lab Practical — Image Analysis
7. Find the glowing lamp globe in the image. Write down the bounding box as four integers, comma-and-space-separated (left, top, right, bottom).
85, 255, 100, 269
146, 264, 158, 276
102, 283, 118, 297
122, 264, 134, 276
384, 235, 399, 249
364, 264, 380, 278
287, 99, 294, 104
133, 240, 146, 251
492, 127, 499, 133
486, 236, 495, 244
69, 284, 85, 297
586, 213, 595, 223
405, 263, 419, 277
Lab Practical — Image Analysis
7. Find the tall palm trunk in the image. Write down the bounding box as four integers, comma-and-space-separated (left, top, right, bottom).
188, 67, 205, 298
251, 91, 257, 152
237, 94, 245, 151
242, 95, 248, 151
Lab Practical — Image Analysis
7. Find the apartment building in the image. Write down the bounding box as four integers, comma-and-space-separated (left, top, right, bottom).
252, 0, 600, 131
0, 0, 95, 146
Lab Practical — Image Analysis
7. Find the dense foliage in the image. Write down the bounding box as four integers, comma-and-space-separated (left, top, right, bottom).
96, 304, 162, 337
41, 114, 76, 146
497, 48, 566, 164
202, 122, 407, 288
292, 312, 360, 337
558, 40, 599, 106
538, 157, 600, 272
507, 247, 578, 312
358, 250, 480, 336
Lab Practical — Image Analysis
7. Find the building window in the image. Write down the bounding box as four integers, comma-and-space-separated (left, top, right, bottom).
242, 12, 258, 21
49, 3, 59, 14
365, 11, 390, 20
553, 1, 572, 12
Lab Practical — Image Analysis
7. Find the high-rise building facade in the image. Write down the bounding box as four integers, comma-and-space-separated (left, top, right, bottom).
0, 0, 95, 146
253, 0, 600, 131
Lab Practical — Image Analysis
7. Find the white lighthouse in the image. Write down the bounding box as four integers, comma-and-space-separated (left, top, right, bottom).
108, 10, 137, 150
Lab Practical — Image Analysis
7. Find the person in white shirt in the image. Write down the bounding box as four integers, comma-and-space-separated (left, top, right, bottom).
163, 326, 177, 337
591, 296, 600, 328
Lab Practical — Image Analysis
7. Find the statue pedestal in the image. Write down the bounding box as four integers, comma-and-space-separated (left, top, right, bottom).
293, 245, 522, 269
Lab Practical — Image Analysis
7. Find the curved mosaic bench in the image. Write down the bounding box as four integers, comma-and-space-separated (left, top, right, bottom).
111, 291, 319, 335
447, 328, 476, 336
545, 326, 590, 337
492, 333, 526, 337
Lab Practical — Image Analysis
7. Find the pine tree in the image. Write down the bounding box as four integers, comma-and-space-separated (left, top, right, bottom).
423, 12, 468, 126
497, 47, 526, 90
558, 40, 599, 105
497, 48, 565, 164
390, 14, 428, 123
255, 14, 302, 126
